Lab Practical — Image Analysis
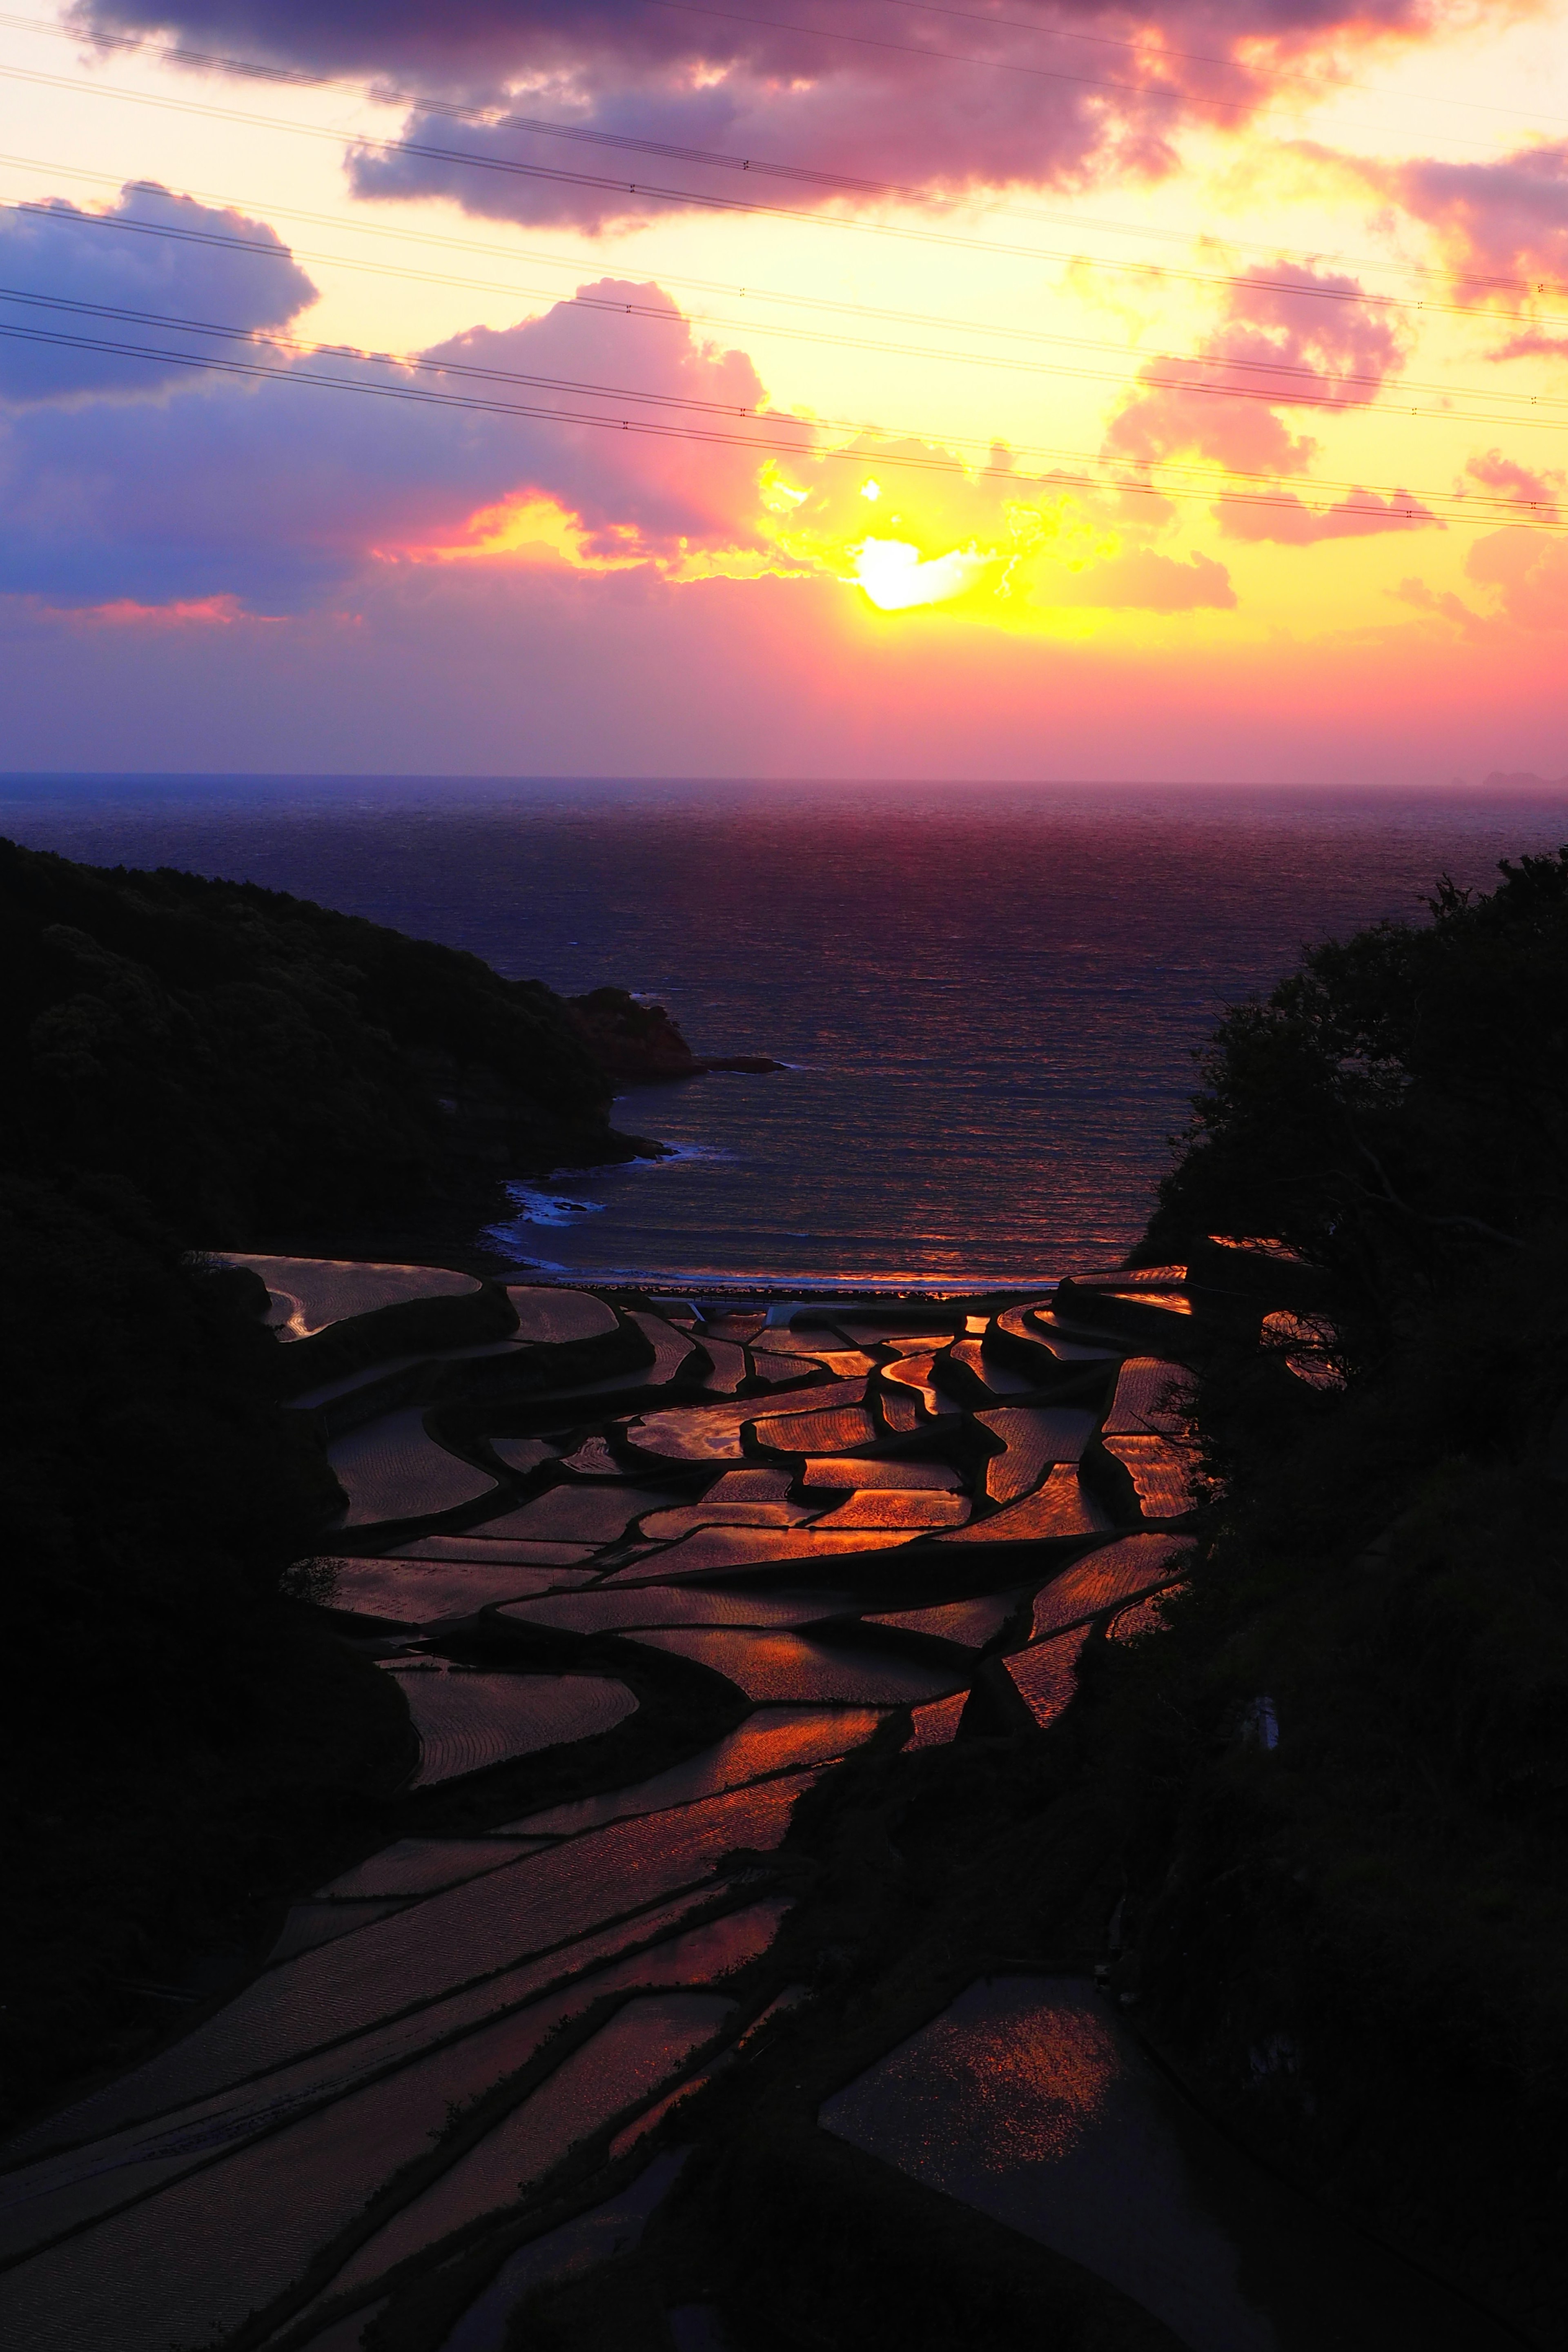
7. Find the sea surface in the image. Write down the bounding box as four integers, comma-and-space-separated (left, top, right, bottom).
6, 775, 1565, 1288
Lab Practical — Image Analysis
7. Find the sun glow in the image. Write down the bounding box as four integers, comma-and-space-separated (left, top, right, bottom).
853, 537, 999, 610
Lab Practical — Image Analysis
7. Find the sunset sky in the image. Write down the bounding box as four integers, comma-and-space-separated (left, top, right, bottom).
2, 0, 1568, 777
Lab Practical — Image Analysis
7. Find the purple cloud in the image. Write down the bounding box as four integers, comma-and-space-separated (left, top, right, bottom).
0, 247, 809, 608
0, 182, 316, 403
73, 0, 1447, 223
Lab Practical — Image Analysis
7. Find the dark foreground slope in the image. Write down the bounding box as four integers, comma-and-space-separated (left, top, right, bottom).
0, 833, 641, 1244
1095, 850, 1568, 2334
0, 840, 657, 2124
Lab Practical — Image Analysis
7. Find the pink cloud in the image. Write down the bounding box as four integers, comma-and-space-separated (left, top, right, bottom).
1052, 544, 1235, 608
1105, 263, 1407, 480
1462, 448, 1563, 516
1465, 525, 1568, 629
1391, 143, 1568, 298
1218, 486, 1440, 542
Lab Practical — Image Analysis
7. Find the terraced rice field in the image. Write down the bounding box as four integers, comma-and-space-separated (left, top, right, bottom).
327, 1409, 499, 1529
1101, 1433, 1201, 1519
1027, 1536, 1195, 1640
380, 1663, 639, 1786
2, 1261, 1250, 2352
977, 1405, 1098, 1503
820, 1976, 1286, 2352
1004, 1627, 1094, 1727
807, 1489, 970, 1529
504, 1285, 619, 1344
222, 1254, 481, 1340
936, 1464, 1114, 1543
323, 1558, 575, 1623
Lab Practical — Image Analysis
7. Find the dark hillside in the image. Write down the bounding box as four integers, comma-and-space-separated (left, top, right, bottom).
0, 839, 656, 2125
0, 834, 636, 1242
1098, 849, 1568, 2338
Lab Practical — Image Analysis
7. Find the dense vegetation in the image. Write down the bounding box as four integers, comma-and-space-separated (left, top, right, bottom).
1100, 850, 1568, 2334
0, 837, 648, 2125
0, 833, 635, 1241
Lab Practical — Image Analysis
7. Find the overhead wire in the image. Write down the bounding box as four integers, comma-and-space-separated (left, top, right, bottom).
0, 294, 1561, 527
7, 214, 1568, 434
7, 152, 1567, 425
0, 37, 1565, 310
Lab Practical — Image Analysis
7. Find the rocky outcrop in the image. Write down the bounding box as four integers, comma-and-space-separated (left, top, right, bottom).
566, 985, 783, 1085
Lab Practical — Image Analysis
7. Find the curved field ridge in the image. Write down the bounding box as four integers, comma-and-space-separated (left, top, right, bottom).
501, 1708, 884, 1837
627, 1629, 964, 1706
322, 1992, 738, 2298
1004, 1627, 1092, 1729
978, 1407, 1098, 1504
505, 1286, 619, 1344
936, 1466, 1112, 1544
1028, 1537, 1195, 1643
819, 1976, 1283, 2352
219, 1254, 480, 1341
378, 1664, 638, 1786
327, 1409, 498, 1529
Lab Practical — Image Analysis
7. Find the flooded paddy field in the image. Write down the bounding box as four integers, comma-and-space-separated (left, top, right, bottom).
0, 1261, 1523, 2352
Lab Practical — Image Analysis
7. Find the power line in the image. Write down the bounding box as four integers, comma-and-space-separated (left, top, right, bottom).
9, 154, 1567, 419
1, 53, 1565, 321
1, 302, 1560, 527
8, 250, 1567, 441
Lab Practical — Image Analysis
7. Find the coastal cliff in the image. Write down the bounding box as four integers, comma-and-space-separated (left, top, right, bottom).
0, 835, 649, 1243
566, 983, 783, 1084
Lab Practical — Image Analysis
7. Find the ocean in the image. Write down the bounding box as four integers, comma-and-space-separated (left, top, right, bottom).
6, 775, 1564, 1288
